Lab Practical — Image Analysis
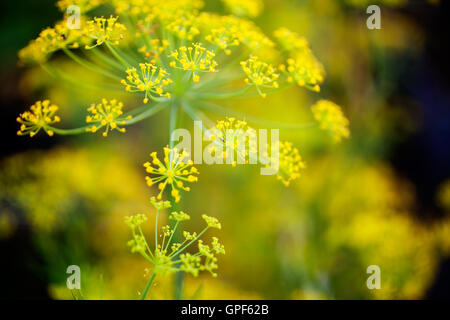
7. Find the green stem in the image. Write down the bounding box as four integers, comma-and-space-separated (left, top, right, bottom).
106, 42, 132, 68
194, 86, 250, 100
41, 63, 123, 92
169, 197, 184, 300
124, 102, 168, 125
169, 100, 179, 151
50, 102, 168, 136
140, 272, 156, 300
165, 221, 179, 252
155, 210, 159, 250
62, 47, 122, 81
170, 227, 209, 259
99, 273, 103, 300
138, 226, 154, 260
90, 47, 124, 70
182, 102, 215, 128
166, 102, 185, 299
52, 126, 90, 135
197, 101, 318, 130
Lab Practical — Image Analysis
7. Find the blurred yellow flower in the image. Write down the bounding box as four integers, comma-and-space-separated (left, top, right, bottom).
17, 100, 60, 137
311, 100, 350, 143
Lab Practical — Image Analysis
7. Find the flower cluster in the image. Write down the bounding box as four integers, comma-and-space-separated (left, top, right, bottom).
207, 118, 306, 185
197, 13, 273, 54
122, 63, 172, 103
84, 16, 127, 49
85, 99, 131, 137
275, 28, 325, 92
18, 19, 87, 64
275, 141, 306, 187
18, 1, 338, 143
125, 204, 224, 278
143, 147, 199, 203
169, 43, 218, 82
165, 12, 201, 41
241, 56, 279, 97
207, 117, 256, 166
311, 100, 350, 143
16, 100, 61, 137
202, 18, 240, 54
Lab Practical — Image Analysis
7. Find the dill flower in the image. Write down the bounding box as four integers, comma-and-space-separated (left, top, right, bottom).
15, 1, 355, 299
241, 56, 279, 97
311, 100, 350, 143
17, 2, 346, 190
197, 13, 273, 54
125, 208, 225, 278
202, 215, 222, 229
222, 0, 264, 18
18, 1, 333, 137
144, 147, 199, 203
275, 28, 325, 92
18, 19, 87, 64
207, 117, 306, 186
16, 100, 61, 137
124, 214, 148, 230
208, 117, 257, 166
150, 196, 172, 210
169, 43, 218, 82
200, 15, 240, 55
276, 141, 306, 187
85, 99, 131, 137
170, 211, 191, 222
121, 63, 172, 103
84, 16, 127, 49
273, 27, 309, 52
165, 13, 201, 41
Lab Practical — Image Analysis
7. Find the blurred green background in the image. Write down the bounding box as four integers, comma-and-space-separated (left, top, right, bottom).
1, 0, 450, 299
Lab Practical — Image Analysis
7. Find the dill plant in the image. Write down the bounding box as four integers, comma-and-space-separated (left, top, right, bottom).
16, 0, 350, 299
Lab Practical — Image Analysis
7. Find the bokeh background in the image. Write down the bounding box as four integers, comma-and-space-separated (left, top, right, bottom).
1, 0, 450, 299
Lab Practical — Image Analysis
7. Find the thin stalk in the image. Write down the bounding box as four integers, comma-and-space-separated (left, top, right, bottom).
52, 126, 90, 135
155, 210, 159, 250
124, 102, 168, 125
164, 221, 179, 252
62, 47, 122, 80
140, 272, 156, 300
182, 102, 215, 128
106, 42, 132, 68
194, 86, 250, 100
50, 102, 167, 136
168, 100, 179, 151
138, 226, 154, 260
99, 273, 103, 300
197, 101, 318, 130
41, 63, 123, 92
170, 227, 209, 259
90, 47, 124, 70
167, 101, 185, 299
